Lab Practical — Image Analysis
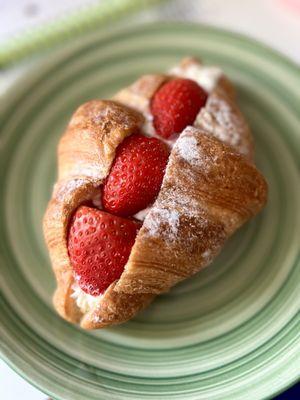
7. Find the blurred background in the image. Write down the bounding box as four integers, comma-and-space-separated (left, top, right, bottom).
0, 0, 299, 398
0, 0, 300, 95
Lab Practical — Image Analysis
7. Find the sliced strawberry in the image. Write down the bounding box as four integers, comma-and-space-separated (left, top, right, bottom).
102, 133, 169, 217
151, 78, 207, 139
68, 206, 141, 296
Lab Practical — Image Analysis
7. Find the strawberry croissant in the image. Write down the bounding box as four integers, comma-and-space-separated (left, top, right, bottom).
43, 57, 267, 329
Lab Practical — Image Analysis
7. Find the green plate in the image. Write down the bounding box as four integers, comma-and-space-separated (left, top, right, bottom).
0, 23, 299, 400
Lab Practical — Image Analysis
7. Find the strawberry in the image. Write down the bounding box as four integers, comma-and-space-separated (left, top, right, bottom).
68, 206, 141, 296
151, 78, 207, 139
102, 133, 169, 217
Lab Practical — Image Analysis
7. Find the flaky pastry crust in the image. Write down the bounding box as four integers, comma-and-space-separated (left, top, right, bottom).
44, 59, 267, 329
43, 100, 154, 328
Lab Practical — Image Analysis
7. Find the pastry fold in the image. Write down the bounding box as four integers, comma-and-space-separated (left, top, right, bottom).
115, 126, 266, 295
44, 58, 268, 329
44, 100, 154, 328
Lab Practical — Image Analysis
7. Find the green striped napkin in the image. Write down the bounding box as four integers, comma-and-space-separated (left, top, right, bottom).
0, 0, 167, 68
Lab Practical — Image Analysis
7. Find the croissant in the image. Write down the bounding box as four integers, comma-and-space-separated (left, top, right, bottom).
43, 57, 268, 329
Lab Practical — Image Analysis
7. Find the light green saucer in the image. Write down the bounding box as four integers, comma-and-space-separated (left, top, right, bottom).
0, 23, 299, 400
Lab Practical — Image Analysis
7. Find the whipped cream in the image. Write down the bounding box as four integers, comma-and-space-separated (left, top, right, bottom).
71, 283, 102, 313
135, 63, 223, 224
170, 64, 222, 93
144, 62, 222, 146
144, 123, 177, 149
134, 206, 152, 221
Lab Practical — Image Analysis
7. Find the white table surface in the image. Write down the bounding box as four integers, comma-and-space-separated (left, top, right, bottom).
1, 0, 299, 399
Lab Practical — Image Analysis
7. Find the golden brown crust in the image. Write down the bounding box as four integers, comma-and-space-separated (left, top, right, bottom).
80, 283, 154, 329
113, 74, 168, 136
57, 100, 143, 181
113, 57, 252, 159
115, 127, 267, 294
43, 100, 144, 325
45, 179, 100, 323
114, 74, 167, 111
44, 59, 268, 329
173, 58, 252, 160
195, 87, 254, 160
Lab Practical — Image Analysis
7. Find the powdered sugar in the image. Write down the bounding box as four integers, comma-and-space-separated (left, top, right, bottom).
54, 178, 89, 200
175, 133, 203, 166
174, 127, 218, 168
195, 92, 252, 158
144, 206, 180, 240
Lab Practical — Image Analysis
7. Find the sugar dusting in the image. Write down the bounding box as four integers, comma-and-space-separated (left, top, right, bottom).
195, 92, 251, 158
175, 127, 218, 168
116, 61, 224, 152
140, 124, 228, 272
144, 206, 180, 240
143, 185, 225, 266
170, 60, 252, 159
175, 133, 204, 166
54, 178, 89, 200
143, 129, 204, 242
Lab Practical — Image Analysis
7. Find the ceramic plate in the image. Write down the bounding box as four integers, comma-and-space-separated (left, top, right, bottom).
0, 23, 299, 400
